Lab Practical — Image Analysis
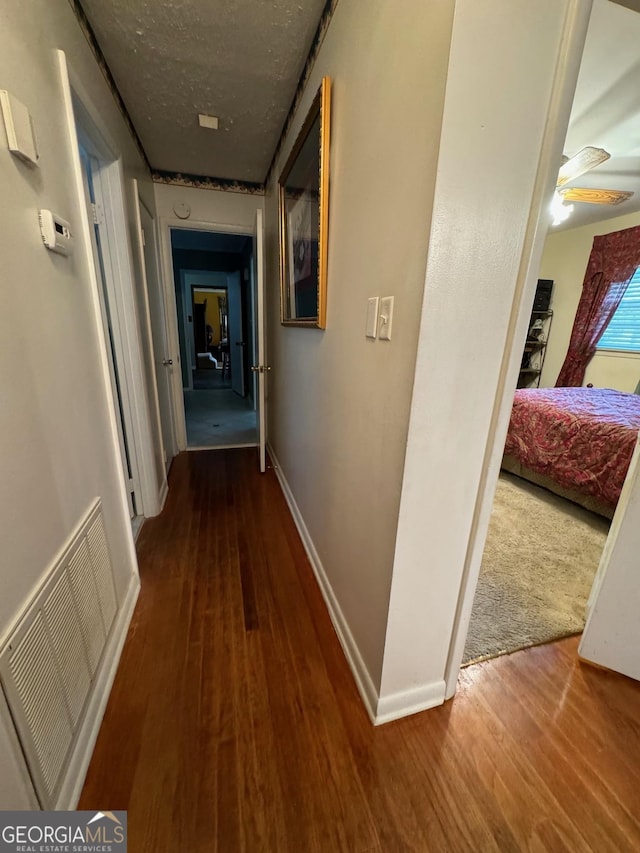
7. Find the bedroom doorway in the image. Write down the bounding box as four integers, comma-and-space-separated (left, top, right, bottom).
169, 228, 258, 450
448, 0, 640, 681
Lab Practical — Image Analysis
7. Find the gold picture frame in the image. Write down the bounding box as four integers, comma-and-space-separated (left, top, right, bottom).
278, 77, 331, 328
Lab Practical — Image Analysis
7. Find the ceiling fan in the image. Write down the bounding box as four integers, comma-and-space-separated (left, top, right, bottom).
556, 146, 633, 206
551, 145, 633, 225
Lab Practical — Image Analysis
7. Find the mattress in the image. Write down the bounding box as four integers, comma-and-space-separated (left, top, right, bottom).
503, 387, 640, 512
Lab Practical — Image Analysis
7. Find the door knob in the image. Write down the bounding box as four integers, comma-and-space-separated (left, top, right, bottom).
162, 359, 173, 366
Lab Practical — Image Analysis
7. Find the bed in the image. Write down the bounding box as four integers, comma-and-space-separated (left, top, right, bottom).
502, 387, 640, 518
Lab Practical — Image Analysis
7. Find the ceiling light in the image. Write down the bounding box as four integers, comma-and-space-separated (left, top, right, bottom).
198, 114, 219, 130
550, 190, 573, 226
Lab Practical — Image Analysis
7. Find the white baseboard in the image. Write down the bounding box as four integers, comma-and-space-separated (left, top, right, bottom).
268, 444, 448, 726
268, 444, 379, 723
375, 679, 446, 726
159, 478, 169, 512
56, 572, 141, 809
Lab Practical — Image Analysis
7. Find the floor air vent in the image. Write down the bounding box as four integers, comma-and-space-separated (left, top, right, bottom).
0, 500, 118, 808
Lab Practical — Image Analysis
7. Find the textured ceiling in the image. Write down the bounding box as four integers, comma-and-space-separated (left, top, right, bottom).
555, 0, 640, 230
79, 0, 328, 182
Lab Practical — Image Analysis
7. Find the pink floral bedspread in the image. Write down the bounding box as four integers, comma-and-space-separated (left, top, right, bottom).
504, 387, 640, 509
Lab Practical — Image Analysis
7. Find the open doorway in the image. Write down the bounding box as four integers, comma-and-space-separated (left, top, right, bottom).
170, 228, 258, 448
461, 0, 640, 668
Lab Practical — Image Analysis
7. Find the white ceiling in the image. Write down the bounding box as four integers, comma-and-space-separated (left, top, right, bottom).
79, 0, 329, 183
556, 0, 640, 230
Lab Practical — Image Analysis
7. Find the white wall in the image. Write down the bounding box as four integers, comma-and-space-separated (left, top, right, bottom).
154, 183, 264, 233
265, 0, 456, 694
539, 209, 640, 389
0, 0, 153, 800
379, 0, 590, 716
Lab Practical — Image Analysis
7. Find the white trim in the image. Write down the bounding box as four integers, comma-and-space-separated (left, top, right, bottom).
375, 680, 446, 727
139, 197, 179, 465
254, 208, 267, 472
188, 443, 257, 451
268, 444, 379, 724
0, 686, 39, 808
97, 159, 161, 517
131, 177, 170, 495
159, 478, 169, 512
56, 573, 140, 809
57, 51, 140, 555
89, 157, 148, 514
60, 52, 162, 518
593, 348, 640, 358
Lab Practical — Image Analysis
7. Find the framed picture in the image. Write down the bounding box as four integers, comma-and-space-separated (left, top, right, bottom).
278, 77, 331, 327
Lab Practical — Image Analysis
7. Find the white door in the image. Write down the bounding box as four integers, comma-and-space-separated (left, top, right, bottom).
253, 209, 267, 473
227, 271, 245, 397
134, 188, 176, 472
80, 149, 139, 518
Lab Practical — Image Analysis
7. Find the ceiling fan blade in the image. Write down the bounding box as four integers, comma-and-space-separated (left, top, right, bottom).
558, 187, 633, 205
557, 146, 610, 187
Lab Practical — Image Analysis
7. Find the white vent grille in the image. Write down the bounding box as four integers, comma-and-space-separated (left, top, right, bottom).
0, 500, 119, 808
87, 514, 117, 635
43, 572, 91, 727
68, 540, 105, 674
9, 614, 72, 800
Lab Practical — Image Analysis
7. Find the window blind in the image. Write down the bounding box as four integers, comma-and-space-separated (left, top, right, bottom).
598, 267, 640, 353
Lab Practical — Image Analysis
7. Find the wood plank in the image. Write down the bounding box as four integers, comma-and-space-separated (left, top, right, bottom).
80, 449, 640, 851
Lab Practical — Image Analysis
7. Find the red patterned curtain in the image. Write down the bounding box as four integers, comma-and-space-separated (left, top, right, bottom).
556, 224, 640, 387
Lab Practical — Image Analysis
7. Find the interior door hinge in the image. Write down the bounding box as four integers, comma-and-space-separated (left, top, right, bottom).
91, 202, 105, 227
141, 227, 146, 247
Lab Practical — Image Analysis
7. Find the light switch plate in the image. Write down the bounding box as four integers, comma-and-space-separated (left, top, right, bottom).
379, 296, 394, 340
0, 90, 39, 165
366, 297, 379, 338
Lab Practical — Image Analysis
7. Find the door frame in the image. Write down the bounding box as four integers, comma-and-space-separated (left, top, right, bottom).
58, 50, 162, 520
132, 178, 176, 478
439, 0, 595, 696
189, 283, 229, 371
373, 0, 600, 718
78, 147, 139, 520
181, 270, 230, 389
158, 219, 256, 451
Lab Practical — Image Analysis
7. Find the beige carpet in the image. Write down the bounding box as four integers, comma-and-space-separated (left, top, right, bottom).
462, 473, 610, 666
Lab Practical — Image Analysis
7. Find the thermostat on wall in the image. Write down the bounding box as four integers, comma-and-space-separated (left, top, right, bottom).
39, 209, 73, 256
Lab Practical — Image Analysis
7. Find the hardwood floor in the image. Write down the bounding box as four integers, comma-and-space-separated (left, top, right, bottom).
80, 449, 640, 852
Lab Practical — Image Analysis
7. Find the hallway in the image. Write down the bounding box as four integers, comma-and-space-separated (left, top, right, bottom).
79, 450, 640, 852
184, 389, 257, 447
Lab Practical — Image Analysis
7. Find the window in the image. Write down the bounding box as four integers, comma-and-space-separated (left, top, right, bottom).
597, 267, 640, 352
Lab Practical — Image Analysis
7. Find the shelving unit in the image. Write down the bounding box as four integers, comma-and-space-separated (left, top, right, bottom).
517, 308, 553, 388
